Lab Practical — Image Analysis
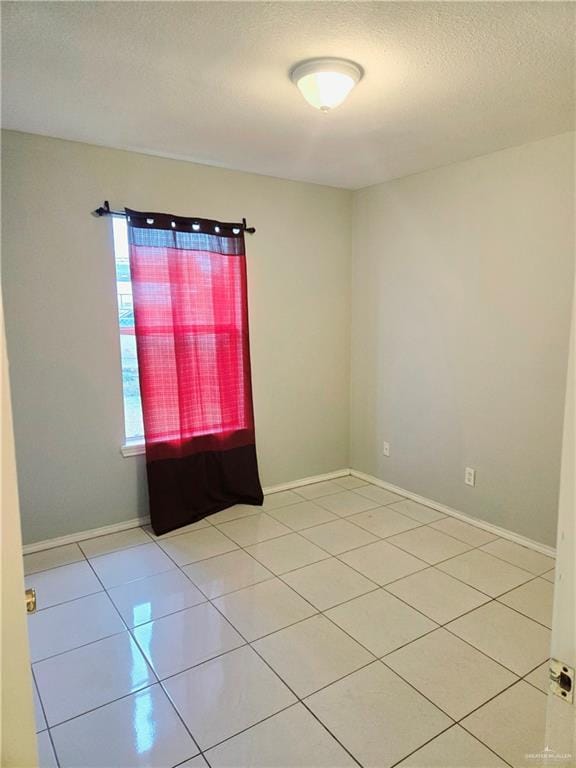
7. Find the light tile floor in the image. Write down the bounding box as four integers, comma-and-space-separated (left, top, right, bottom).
26, 478, 555, 768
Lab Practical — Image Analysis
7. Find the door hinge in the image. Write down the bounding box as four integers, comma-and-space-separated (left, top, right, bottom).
550, 659, 574, 704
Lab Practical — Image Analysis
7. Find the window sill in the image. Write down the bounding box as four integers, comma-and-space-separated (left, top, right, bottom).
121, 442, 145, 457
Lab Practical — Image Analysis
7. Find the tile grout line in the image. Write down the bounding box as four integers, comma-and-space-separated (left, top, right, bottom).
31, 626, 130, 666
156, 538, 372, 767
30, 585, 107, 615
322, 564, 552, 683
40, 680, 166, 732
126, 525, 335, 767
130, 514, 408, 766
298, 700, 365, 768
397, 620, 524, 681
377, 545, 552, 617
520, 659, 551, 696
77, 526, 155, 558
36, 531, 542, 675
207, 604, 371, 767
390, 566, 550, 640
198, 703, 301, 767
373, 577, 553, 684
62, 548, 207, 766
45, 727, 62, 768
130, 521, 549, 620
25, 487, 551, 583
20, 497, 426, 751
389, 721, 516, 768
141, 524, 324, 622
32, 557, 549, 670
24, 554, 88, 578
30, 483, 552, 768
24, 483, 556, 571
26, 491, 438, 579
302, 486, 554, 569
380, 571, 552, 641
29, 529, 544, 666
378, 655, 533, 741
282, 494, 552, 604
23, 528, 157, 577
41, 554, 139, 766
158, 521, 463, 762
40, 631, 519, 768
30, 529, 549, 612
331, 540, 547, 618
158, 683, 208, 768
31, 666, 62, 768
457, 721, 516, 768
201, 501, 551, 766
263, 592, 526, 753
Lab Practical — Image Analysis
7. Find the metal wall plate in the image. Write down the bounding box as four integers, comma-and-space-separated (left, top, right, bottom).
550, 658, 574, 704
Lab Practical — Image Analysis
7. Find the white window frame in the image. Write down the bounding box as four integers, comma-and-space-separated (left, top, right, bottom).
112, 217, 145, 456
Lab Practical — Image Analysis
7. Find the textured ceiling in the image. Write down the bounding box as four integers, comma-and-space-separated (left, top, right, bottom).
2, 1, 575, 189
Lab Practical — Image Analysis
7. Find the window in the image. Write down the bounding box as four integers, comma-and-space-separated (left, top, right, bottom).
112, 217, 144, 446
112, 215, 252, 453
127, 224, 249, 445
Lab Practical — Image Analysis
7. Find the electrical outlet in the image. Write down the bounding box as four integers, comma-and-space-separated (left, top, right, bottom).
383, 441, 390, 457
465, 467, 476, 487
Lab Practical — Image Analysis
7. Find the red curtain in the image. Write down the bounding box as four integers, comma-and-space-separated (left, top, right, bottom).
127, 209, 263, 535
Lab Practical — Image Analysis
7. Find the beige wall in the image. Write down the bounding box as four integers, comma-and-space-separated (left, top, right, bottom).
350, 133, 575, 547
3, 129, 573, 548
1, 304, 38, 767
2, 131, 351, 544
546, 262, 575, 756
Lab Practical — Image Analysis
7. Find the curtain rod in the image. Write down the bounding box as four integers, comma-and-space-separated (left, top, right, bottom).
91, 201, 256, 234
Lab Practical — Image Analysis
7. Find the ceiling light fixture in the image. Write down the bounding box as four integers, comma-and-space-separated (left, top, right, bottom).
290, 58, 363, 112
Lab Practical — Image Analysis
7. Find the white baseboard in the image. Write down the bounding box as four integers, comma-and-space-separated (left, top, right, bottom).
21, 468, 351, 555
22, 516, 152, 555
350, 469, 556, 558
24, 466, 553, 560
262, 468, 350, 494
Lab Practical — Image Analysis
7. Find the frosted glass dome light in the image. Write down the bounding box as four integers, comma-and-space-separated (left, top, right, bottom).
290, 58, 363, 111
